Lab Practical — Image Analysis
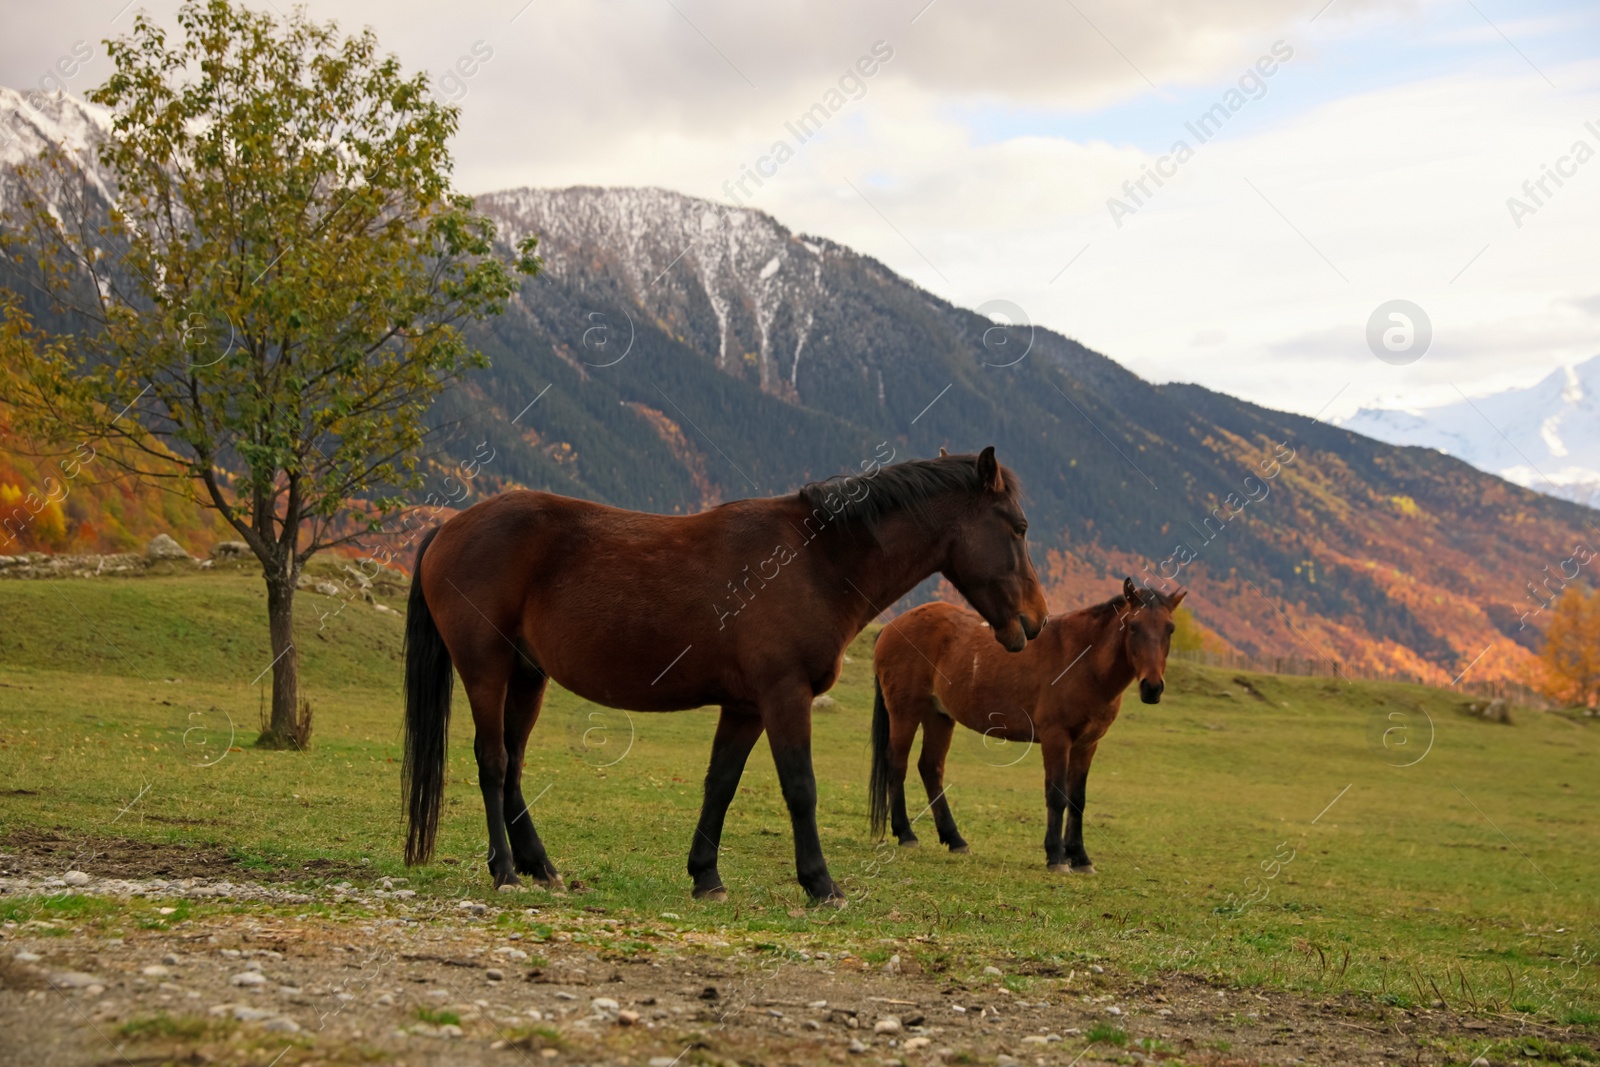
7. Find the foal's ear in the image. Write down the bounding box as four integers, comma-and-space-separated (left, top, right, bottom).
976, 445, 1005, 492
939, 446, 950, 457
1171, 588, 1188, 608
1123, 576, 1140, 604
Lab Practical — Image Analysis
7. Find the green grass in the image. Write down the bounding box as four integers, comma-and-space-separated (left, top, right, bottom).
1, 571, 1597, 1025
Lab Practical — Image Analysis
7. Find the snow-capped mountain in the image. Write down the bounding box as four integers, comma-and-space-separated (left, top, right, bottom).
0, 86, 110, 202
1339, 356, 1600, 509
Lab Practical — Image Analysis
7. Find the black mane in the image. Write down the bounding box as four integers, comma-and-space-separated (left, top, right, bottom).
797, 453, 1020, 534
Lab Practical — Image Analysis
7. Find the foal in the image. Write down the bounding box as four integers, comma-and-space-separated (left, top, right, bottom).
870, 579, 1184, 872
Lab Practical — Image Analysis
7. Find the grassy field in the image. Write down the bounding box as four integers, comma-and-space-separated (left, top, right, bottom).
1, 569, 1596, 1028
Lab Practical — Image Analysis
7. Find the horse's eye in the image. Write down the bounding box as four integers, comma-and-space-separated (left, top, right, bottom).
1013, 523, 1028, 537
1165, 622, 1176, 635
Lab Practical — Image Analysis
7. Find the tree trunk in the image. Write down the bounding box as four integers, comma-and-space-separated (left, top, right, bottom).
261, 573, 304, 749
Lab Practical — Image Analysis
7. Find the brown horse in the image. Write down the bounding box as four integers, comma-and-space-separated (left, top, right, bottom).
403, 447, 1049, 902
869, 578, 1184, 872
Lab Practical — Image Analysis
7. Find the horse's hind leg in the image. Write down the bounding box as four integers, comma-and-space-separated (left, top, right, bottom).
917, 710, 968, 853
886, 708, 921, 847
503, 661, 560, 885
462, 663, 519, 888
687, 704, 764, 901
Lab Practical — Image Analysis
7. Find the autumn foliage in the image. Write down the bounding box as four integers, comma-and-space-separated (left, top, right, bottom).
1538, 585, 1600, 709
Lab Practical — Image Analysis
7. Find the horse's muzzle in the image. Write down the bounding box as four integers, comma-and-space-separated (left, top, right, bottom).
1139, 679, 1164, 704
995, 616, 1029, 652
1021, 613, 1045, 641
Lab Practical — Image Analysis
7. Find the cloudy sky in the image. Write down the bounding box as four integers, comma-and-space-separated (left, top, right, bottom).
4, 0, 1596, 420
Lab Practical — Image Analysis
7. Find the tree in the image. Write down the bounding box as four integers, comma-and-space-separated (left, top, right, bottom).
1539, 585, 1600, 710
1, 0, 539, 747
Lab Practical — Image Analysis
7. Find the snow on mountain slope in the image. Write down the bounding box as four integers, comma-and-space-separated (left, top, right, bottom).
479, 186, 839, 399
1340, 355, 1600, 509
0, 87, 111, 203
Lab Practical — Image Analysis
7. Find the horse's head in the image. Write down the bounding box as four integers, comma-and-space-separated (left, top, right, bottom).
942, 446, 1049, 652
1117, 577, 1186, 703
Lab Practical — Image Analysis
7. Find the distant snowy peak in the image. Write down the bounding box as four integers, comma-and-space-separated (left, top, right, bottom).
1339, 355, 1600, 508
477, 186, 843, 396
0, 86, 110, 178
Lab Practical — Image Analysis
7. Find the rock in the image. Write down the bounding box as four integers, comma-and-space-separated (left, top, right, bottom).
233, 1006, 275, 1021
873, 1016, 901, 1034
805, 1019, 822, 1030
161, 954, 180, 966
903, 1036, 931, 1051
812, 694, 837, 711
295, 574, 342, 597
882, 954, 901, 975
485, 968, 505, 981
1106, 1004, 1123, 1015
62, 870, 91, 886
983, 965, 1002, 977
439, 1023, 464, 1038
50, 971, 101, 989
211, 541, 250, 560
847, 1038, 867, 1054
263, 1017, 300, 1033
618, 1009, 640, 1025
997, 1056, 1022, 1067
591, 997, 619, 1013
375, 994, 395, 1006
230, 972, 267, 987
146, 534, 190, 560
1471, 1059, 1490, 1067
1090, 964, 1105, 974
13, 952, 42, 963
141, 964, 170, 978
493, 947, 529, 960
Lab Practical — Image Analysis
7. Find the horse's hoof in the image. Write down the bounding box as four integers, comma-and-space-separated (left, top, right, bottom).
899, 838, 920, 848
949, 844, 971, 855
492, 873, 521, 889
531, 874, 564, 893
692, 885, 729, 902
1048, 863, 1073, 873
1071, 863, 1097, 875
812, 893, 848, 911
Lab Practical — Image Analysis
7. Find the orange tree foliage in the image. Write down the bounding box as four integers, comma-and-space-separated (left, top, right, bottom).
1539, 585, 1600, 709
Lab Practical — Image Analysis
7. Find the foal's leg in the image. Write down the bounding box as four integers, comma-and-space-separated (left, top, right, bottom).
462, 665, 518, 888
886, 707, 921, 846
1062, 737, 1100, 873
1042, 734, 1072, 871
503, 663, 560, 885
762, 685, 844, 904
686, 704, 764, 901
917, 712, 968, 852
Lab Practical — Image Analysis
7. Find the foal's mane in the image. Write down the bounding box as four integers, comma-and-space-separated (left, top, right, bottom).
797, 453, 1021, 534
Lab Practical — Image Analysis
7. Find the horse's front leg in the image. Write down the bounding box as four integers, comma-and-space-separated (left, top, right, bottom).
762, 684, 844, 905
1041, 734, 1071, 871
686, 704, 764, 901
1063, 737, 1100, 873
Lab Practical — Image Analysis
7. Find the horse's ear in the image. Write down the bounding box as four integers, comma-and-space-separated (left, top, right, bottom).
976, 446, 1005, 492
939, 446, 949, 457
1171, 588, 1188, 608
1123, 576, 1139, 603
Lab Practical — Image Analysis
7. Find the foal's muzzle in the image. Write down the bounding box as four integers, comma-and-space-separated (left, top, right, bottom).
1139, 679, 1164, 704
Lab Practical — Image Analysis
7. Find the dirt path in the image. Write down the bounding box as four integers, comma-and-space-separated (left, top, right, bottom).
0, 837, 1591, 1067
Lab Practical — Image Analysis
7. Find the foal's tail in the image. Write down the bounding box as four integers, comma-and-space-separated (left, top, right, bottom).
868, 673, 891, 840
403, 526, 453, 867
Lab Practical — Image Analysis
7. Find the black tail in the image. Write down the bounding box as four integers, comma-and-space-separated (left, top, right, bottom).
403, 526, 453, 867
869, 673, 891, 840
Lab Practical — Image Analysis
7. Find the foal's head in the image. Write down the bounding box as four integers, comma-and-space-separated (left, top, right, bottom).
1115, 577, 1187, 703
